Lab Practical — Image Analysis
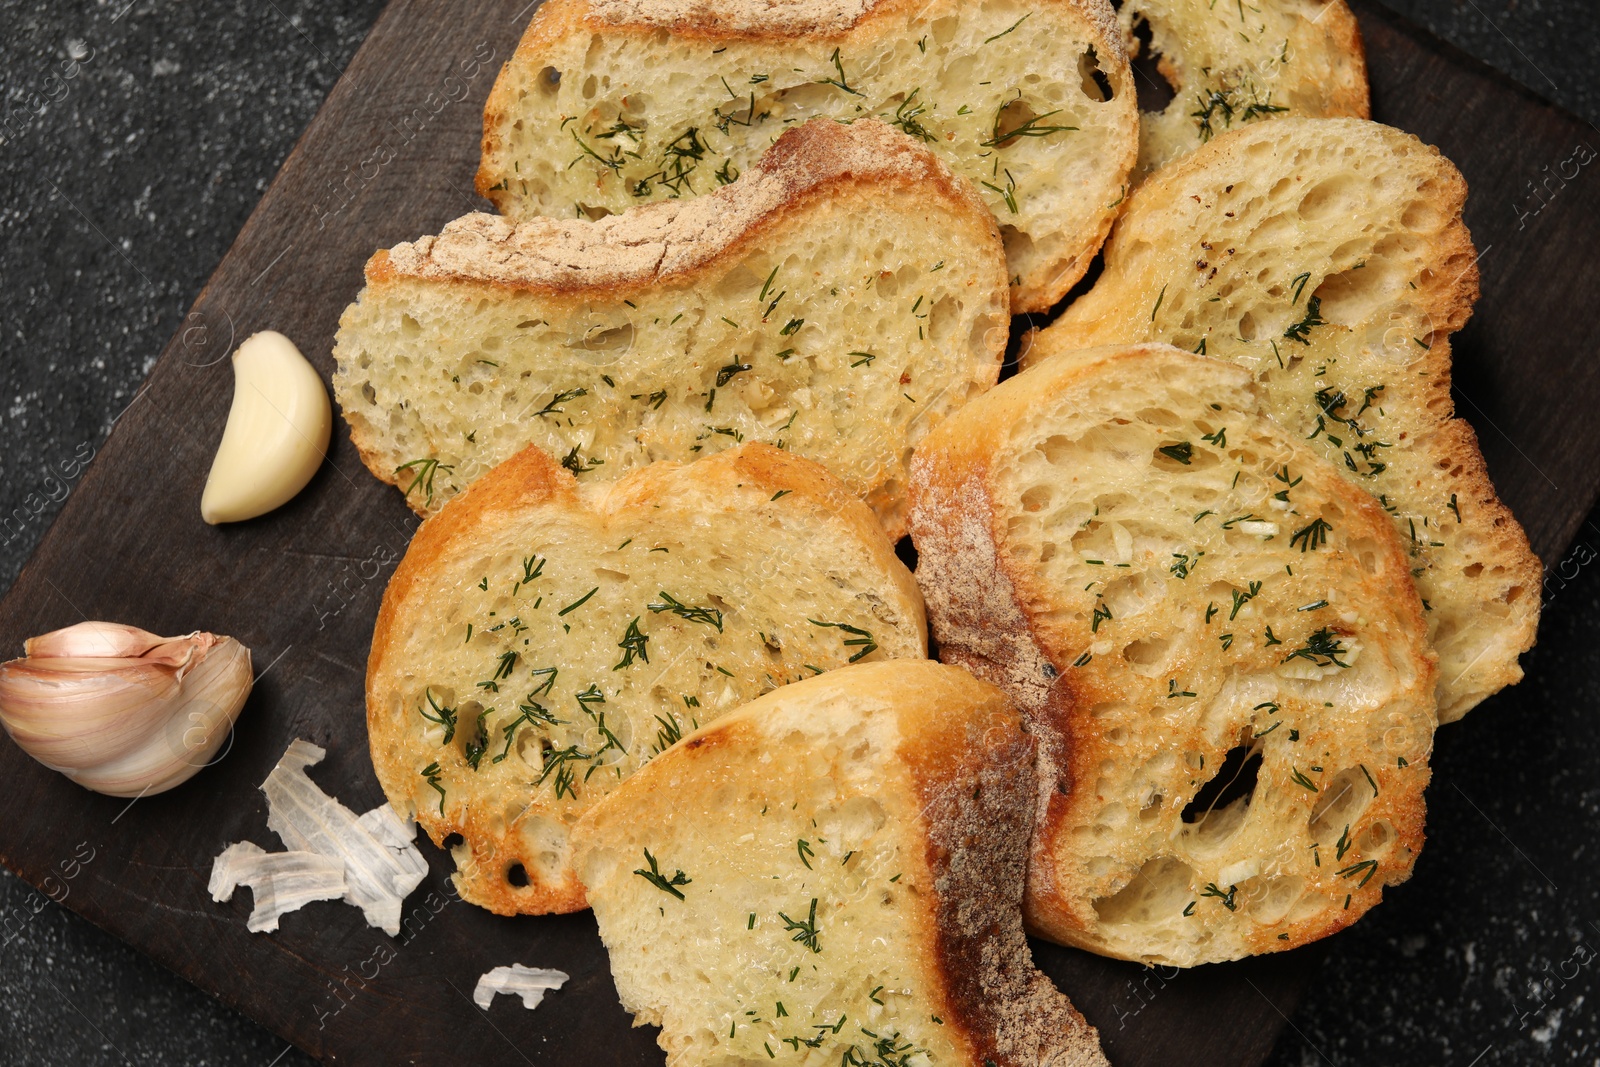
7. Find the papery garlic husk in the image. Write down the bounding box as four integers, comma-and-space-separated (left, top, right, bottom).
0, 621, 253, 797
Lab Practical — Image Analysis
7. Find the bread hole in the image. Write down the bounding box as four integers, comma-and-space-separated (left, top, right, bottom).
1181, 738, 1262, 846
1092, 856, 1194, 925
1127, 16, 1177, 113
1021, 485, 1052, 513
1245, 875, 1303, 925
567, 321, 634, 359
401, 313, 422, 337
1039, 434, 1077, 466
440, 833, 465, 851
1000, 225, 1034, 270
1307, 768, 1375, 842
991, 97, 1046, 148
1078, 46, 1115, 101
360, 382, 377, 405
925, 295, 960, 347
1463, 562, 1484, 579
537, 66, 561, 95
1140, 794, 1163, 822
506, 862, 530, 887
456, 702, 487, 763
1360, 819, 1396, 857
1122, 635, 1172, 676
581, 74, 598, 99
1237, 310, 1259, 341
1135, 407, 1180, 429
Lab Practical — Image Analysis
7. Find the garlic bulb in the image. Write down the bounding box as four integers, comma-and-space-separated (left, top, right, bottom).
0, 621, 252, 797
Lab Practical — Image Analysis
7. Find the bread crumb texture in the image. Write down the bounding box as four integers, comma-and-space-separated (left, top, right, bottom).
910, 343, 1439, 966
477, 0, 1137, 311
572, 661, 1109, 1066
1116, 0, 1368, 177
366, 443, 926, 915
336, 118, 1009, 540
1030, 118, 1539, 722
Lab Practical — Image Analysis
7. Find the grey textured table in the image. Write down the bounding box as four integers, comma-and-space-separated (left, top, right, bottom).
1, 1, 1596, 1064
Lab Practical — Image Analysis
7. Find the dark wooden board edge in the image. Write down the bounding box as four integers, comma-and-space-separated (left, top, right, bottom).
1, 1, 1598, 1064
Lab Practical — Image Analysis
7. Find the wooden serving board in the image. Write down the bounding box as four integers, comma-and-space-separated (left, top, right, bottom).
2, 2, 1597, 1064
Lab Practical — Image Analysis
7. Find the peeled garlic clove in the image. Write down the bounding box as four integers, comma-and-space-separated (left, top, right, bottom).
201, 331, 331, 525
0, 625, 253, 797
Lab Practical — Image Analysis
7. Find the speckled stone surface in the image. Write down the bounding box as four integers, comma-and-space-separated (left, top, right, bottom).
0, 2, 1595, 1065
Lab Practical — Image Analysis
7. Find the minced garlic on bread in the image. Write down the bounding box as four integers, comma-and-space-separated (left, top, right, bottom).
909, 343, 1438, 966
335, 117, 1009, 539
367, 442, 926, 915
477, 0, 1138, 312
572, 660, 1109, 1067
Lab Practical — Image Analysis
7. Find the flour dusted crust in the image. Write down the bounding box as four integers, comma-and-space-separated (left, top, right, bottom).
910, 343, 1439, 966
1028, 118, 1540, 721
367, 442, 926, 914
572, 661, 1109, 1065
479, 0, 1137, 311
386, 117, 974, 293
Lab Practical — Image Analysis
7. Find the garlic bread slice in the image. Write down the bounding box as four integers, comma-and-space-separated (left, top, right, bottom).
1027, 118, 1538, 721
573, 660, 1108, 1067
337, 118, 1010, 538
368, 442, 926, 915
910, 343, 1438, 966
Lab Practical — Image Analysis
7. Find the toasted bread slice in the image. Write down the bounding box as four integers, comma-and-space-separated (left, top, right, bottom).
336, 118, 1009, 539
367, 442, 927, 915
1119, 0, 1367, 178
476, 0, 1137, 312
572, 660, 1108, 1067
1026, 118, 1538, 721
909, 343, 1438, 966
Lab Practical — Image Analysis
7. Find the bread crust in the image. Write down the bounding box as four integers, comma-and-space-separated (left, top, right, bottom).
425, 118, 998, 297
910, 343, 1439, 965
1028, 118, 1540, 720
478, 0, 1135, 311
368, 442, 926, 915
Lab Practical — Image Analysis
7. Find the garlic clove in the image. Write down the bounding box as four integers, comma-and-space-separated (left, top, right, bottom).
0, 626, 253, 797
200, 331, 331, 525
25, 620, 168, 660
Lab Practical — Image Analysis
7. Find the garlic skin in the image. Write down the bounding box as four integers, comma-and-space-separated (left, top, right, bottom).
201, 330, 331, 525
0, 622, 253, 797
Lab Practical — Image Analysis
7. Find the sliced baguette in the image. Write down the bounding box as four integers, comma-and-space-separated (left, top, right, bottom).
476, 0, 1138, 312
572, 660, 1108, 1067
367, 442, 927, 915
1026, 118, 1539, 721
1119, 0, 1368, 178
909, 343, 1438, 966
336, 117, 1009, 539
